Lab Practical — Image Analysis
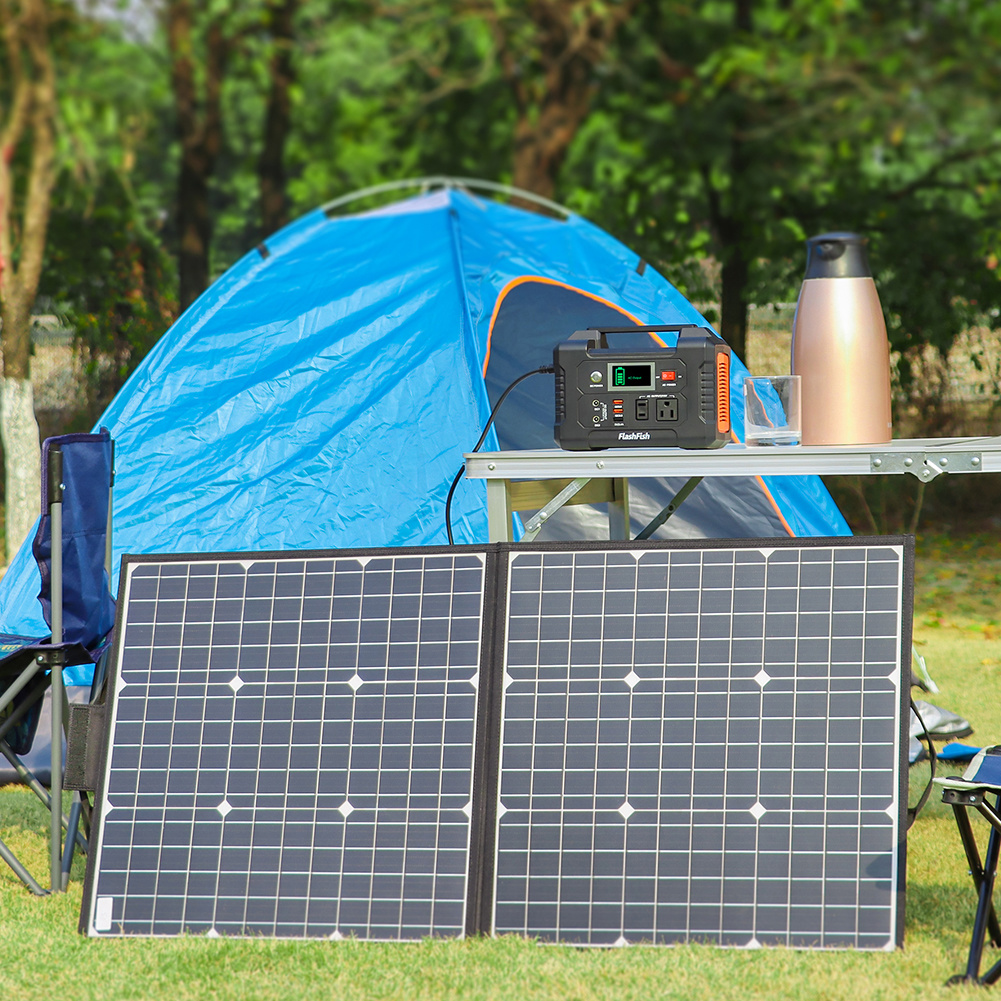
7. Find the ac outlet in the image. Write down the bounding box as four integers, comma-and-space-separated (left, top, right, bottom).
656, 398, 678, 421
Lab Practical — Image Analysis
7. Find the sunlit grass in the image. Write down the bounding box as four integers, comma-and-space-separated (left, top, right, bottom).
3, 533, 1001, 999
913, 532, 1001, 631
0, 822, 992, 1001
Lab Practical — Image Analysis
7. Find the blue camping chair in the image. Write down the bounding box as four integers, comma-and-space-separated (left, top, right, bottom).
0, 429, 115, 894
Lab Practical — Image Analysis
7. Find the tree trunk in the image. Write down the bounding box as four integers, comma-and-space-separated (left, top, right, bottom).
735, 0, 753, 32
1, 267, 42, 563
259, 0, 297, 237
700, 3, 753, 365
701, 162, 751, 362
0, 377, 41, 563
177, 152, 212, 312
167, 2, 229, 312
0, 0, 57, 562
511, 86, 591, 200
719, 247, 749, 363
504, 0, 637, 198
721, 0, 753, 363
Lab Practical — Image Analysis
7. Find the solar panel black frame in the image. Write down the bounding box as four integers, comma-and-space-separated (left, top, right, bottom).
81, 536, 911, 950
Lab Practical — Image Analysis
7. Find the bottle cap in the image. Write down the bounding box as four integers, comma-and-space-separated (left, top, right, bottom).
804, 232, 872, 279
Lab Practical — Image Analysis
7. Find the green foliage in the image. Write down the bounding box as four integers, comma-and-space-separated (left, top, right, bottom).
41, 173, 177, 417
280, 9, 431, 214
35, 10, 177, 418
51, 9, 175, 228
560, 0, 1001, 366
200, 2, 434, 269
26, 0, 1001, 400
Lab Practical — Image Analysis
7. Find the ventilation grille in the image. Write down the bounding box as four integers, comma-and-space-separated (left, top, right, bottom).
716, 350, 730, 433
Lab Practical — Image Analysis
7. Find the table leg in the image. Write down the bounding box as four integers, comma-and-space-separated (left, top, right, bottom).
608, 478, 630, 540
486, 480, 512, 542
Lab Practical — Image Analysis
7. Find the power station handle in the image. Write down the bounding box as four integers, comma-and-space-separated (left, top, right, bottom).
594, 329, 685, 351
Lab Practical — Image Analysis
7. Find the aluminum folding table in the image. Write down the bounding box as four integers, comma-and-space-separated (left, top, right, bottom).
465, 436, 1001, 542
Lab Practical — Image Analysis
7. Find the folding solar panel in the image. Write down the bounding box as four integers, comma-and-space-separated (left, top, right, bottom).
81, 551, 487, 939
82, 538, 911, 950
488, 542, 910, 949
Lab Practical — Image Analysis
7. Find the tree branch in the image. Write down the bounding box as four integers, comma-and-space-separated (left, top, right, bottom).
886, 141, 1001, 200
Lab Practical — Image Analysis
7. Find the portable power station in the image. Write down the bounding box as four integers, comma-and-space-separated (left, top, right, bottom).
554, 325, 731, 450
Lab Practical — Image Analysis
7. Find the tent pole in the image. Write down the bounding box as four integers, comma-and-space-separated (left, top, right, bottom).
321, 176, 572, 220
635, 477, 704, 540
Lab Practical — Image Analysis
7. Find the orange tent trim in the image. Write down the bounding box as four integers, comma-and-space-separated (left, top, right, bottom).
482, 276, 659, 377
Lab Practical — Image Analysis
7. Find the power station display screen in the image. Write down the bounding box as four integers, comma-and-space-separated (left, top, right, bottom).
609, 363, 653, 389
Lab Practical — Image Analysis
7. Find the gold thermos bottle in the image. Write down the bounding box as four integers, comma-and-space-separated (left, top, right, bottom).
791, 232, 892, 445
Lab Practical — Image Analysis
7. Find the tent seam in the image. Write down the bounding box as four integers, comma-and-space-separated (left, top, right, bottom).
446, 201, 494, 448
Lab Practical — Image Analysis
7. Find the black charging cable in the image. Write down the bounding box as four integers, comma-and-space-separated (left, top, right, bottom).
445, 365, 555, 545
907, 697, 937, 828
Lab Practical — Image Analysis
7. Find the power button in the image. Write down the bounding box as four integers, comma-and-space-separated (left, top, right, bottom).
590, 371, 602, 384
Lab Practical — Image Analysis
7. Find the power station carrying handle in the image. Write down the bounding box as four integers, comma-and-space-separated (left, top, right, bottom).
580, 326, 693, 352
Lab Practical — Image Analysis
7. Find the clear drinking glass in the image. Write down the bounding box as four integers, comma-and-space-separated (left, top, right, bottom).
743, 375, 802, 447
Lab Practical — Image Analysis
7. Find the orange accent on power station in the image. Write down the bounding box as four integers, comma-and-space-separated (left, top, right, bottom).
716, 351, 730, 433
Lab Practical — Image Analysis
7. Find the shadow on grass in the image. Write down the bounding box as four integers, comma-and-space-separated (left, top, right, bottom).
907, 879, 982, 945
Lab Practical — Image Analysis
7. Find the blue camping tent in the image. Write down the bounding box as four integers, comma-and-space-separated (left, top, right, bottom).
0, 180, 848, 680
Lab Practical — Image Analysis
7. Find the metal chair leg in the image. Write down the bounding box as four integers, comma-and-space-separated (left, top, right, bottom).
49, 448, 65, 892
0, 835, 47, 896
61, 793, 83, 889
946, 793, 1001, 986
952, 800, 1001, 948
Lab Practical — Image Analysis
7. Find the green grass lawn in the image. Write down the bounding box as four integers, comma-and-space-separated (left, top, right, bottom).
3, 533, 1001, 1000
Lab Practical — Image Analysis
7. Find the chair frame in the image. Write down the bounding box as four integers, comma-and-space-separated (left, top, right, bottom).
941, 784, 1001, 985
0, 437, 112, 893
